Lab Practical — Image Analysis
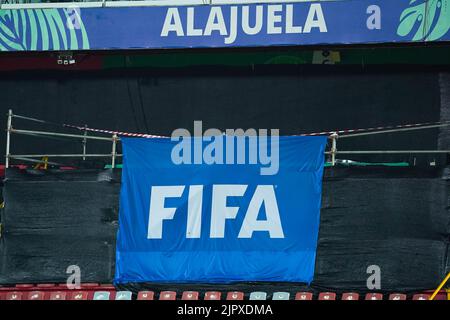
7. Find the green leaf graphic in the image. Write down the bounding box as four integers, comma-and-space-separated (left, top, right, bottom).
427, 0, 450, 40
397, 0, 427, 40
0, 8, 90, 51
398, 0, 450, 41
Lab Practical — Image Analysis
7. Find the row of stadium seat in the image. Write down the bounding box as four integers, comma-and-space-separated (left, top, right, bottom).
0, 291, 434, 300
0, 284, 446, 300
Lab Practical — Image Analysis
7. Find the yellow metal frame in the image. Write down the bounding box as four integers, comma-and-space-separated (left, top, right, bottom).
429, 272, 450, 300
33, 156, 49, 170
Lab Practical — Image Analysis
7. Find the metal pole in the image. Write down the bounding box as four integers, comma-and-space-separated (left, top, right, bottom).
9, 157, 62, 166
429, 272, 450, 300
330, 132, 338, 166
325, 150, 450, 154
9, 154, 122, 158
111, 133, 117, 169
11, 128, 113, 141
5, 109, 12, 169
82, 124, 87, 161
11, 113, 52, 124
339, 122, 450, 139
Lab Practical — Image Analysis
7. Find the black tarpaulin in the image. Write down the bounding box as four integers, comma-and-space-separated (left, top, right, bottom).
0, 66, 444, 165
0, 169, 120, 284
0, 166, 448, 293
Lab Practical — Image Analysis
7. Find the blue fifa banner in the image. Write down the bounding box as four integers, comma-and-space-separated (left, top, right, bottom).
1, 0, 449, 51
114, 136, 327, 284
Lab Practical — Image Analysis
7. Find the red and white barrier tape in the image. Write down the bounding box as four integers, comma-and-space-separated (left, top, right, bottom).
298, 121, 449, 137
63, 124, 169, 138
64, 120, 450, 139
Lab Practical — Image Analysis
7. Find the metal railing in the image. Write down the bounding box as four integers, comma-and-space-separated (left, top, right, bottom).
4, 109, 450, 169
326, 122, 450, 166
5, 109, 121, 169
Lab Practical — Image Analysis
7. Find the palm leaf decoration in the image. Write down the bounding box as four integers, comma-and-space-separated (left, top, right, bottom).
397, 0, 450, 41
0, 8, 89, 51
426, 0, 450, 40
397, 0, 428, 40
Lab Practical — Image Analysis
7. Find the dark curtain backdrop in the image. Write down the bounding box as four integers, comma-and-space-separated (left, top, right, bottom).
1, 166, 448, 293
0, 64, 449, 294
0, 65, 446, 166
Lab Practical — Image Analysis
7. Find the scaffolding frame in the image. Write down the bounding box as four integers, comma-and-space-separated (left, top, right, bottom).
5, 109, 121, 169
327, 121, 450, 165
4, 109, 450, 169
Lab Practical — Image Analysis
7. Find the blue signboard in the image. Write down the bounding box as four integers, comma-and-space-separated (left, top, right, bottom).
0, 0, 449, 51
114, 135, 327, 283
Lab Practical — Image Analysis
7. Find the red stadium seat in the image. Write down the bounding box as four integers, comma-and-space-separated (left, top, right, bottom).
389, 293, 406, 300
57, 283, 99, 290
423, 290, 447, 300
99, 284, 115, 289
6, 292, 23, 300
318, 292, 336, 300
295, 292, 313, 300
70, 291, 89, 300
15, 284, 34, 289
49, 291, 67, 300
412, 294, 429, 300
182, 291, 199, 300
36, 283, 56, 288
81, 283, 100, 288
27, 291, 45, 300
0, 286, 13, 291
204, 291, 221, 300
159, 291, 177, 300
137, 291, 154, 300
226, 292, 244, 300
341, 293, 359, 300
365, 293, 383, 300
